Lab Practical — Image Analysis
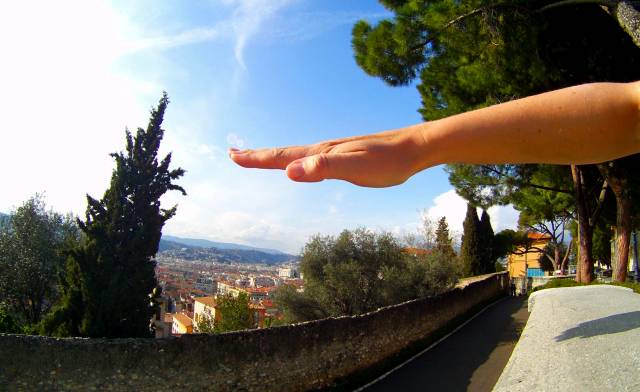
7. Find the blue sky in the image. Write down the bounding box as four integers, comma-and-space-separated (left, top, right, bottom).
0, 0, 518, 253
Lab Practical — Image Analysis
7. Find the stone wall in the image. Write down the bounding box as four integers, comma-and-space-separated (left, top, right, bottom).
512, 275, 576, 294
0, 272, 508, 391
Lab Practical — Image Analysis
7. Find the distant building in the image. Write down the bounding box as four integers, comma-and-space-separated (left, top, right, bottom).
508, 232, 552, 278
195, 276, 216, 294
278, 267, 298, 279
245, 287, 272, 302
235, 277, 250, 287
250, 276, 275, 288
172, 313, 193, 335
151, 296, 173, 338
402, 247, 432, 257
217, 280, 243, 298
193, 296, 219, 332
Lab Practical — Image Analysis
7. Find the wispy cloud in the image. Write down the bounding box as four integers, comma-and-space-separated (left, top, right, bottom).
229, 0, 298, 68
267, 10, 392, 43
120, 0, 298, 69
118, 3, 389, 69
122, 27, 223, 54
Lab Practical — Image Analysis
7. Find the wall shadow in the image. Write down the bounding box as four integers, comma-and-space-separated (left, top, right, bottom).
555, 311, 640, 342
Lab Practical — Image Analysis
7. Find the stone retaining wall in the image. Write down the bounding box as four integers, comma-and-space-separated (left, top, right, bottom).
0, 272, 508, 391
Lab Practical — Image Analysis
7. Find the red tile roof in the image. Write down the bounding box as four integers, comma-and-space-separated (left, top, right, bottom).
194, 296, 217, 308
173, 313, 193, 327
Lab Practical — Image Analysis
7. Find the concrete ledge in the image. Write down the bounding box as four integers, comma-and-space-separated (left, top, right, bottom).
494, 285, 640, 392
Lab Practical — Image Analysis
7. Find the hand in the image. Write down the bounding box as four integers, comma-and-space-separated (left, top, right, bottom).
228, 125, 431, 187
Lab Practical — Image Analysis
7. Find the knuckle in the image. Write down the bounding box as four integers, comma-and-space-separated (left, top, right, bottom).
314, 154, 330, 175
270, 148, 285, 161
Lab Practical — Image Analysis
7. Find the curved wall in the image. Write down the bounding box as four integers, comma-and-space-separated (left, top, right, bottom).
0, 272, 508, 391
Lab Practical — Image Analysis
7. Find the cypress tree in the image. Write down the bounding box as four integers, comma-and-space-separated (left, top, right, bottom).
434, 216, 456, 258
43, 93, 185, 337
479, 210, 495, 274
460, 203, 482, 277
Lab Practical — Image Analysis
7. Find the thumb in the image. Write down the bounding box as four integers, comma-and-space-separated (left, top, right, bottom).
285, 152, 372, 185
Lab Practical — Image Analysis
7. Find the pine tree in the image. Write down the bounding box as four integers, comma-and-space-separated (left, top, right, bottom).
434, 216, 456, 258
460, 203, 482, 277
478, 210, 495, 274
43, 93, 185, 337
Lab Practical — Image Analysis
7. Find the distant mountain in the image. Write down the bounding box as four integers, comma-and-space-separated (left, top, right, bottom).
158, 246, 296, 265
161, 234, 287, 255
158, 239, 190, 252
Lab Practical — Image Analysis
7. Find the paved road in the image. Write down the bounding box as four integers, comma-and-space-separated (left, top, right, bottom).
362, 296, 529, 392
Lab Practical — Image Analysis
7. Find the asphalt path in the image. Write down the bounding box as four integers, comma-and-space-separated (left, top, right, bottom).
361, 296, 529, 392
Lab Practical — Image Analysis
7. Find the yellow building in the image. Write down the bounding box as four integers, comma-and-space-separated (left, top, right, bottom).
508, 232, 551, 278
171, 313, 193, 335
193, 296, 219, 332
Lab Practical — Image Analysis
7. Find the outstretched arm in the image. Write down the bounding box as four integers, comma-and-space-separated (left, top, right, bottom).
229, 81, 640, 187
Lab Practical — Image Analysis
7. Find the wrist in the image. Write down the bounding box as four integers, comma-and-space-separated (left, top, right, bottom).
410, 121, 446, 171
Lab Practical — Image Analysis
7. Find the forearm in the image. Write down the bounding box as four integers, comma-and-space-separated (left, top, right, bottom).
417, 81, 640, 168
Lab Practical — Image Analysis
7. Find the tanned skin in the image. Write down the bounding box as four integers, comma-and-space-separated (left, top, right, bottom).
229, 82, 640, 188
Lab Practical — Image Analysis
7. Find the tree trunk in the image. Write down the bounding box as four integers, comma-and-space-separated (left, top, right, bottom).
609, 175, 632, 282
572, 165, 595, 283
598, 161, 632, 282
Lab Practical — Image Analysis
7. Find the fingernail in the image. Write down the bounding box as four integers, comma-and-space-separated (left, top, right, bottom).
288, 161, 305, 179
228, 148, 246, 155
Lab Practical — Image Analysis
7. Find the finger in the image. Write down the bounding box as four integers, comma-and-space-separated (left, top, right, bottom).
229, 146, 311, 169
286, 152, 394, 187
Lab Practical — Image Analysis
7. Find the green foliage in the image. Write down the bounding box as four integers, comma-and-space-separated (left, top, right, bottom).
434, 216, 456, 257
0, 303, 20, 333
531, 278, 583, 293
459, 203, 482, 277
354, 1, 640, 283
273, 284, 328, 324
380, 249, 460, 305
493, 229, 524, 260
42, 93, 185, 338
478, 210, 495, 274
611, 281, 640, 295
592, 222, 612, 268
214, 292, 253, 333
195, 313, 216, 334
0, 195, 80, 328
275, 228, 459, 323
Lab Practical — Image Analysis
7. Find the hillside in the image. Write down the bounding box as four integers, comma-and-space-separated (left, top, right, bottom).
161, 234, 286, 255
158, 236, 297, 265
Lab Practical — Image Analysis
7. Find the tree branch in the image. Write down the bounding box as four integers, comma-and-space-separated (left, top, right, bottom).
480, 165, 573, 194
410, 3, 531, 52
589, 179, 609, 227
537, 1, 640, 49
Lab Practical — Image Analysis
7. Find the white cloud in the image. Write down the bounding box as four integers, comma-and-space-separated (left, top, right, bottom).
487, 204, 520, 232
423, 189, 519, 235
226, 133, 246, 149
